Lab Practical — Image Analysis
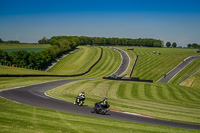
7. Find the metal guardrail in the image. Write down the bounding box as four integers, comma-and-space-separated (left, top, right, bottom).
177, 67, 200, 85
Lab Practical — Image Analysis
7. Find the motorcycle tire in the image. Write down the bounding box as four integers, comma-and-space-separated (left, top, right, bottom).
91, 107, 95, 113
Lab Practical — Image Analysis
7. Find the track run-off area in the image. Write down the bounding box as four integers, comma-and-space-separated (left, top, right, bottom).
1, 47, 200, 131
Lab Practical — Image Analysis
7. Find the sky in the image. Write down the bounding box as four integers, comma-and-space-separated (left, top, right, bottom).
0, 0, 200, 46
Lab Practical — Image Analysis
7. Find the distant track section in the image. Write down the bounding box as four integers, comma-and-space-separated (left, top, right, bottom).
109, 48, 130, 77
158, 55, 200, 83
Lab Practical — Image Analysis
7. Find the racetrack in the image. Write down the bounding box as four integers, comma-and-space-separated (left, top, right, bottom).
0, 79, 200, 130
0, 49, 200, 130
109, 48, 130, 77
158, 56, 200, 83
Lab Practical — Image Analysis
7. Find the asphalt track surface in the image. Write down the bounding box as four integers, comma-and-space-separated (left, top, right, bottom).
158, 55, 200, 83
0, 79, 200, 130
0, 49, 200, 130
110, 48, 130, 76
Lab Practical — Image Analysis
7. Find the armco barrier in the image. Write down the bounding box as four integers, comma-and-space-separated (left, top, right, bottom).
103, 77, 153, 83
0, 47, 103, 77
129, 54, 138, 77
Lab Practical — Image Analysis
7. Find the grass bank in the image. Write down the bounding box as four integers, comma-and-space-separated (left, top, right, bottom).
82, 47, 121, 78
115, 47, 137, 77
1, 98, 199, 133
47, 46, 101, 75
0, 43, 51, 49
132, 47, 198, 81
0, 65, 50, 75
47, 79, 200, 124
180, 69, 200, 89
169, 57, 200, 85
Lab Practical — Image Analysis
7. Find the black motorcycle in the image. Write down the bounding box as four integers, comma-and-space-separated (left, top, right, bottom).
74, 95, 85, 106
91, 102, 110, 115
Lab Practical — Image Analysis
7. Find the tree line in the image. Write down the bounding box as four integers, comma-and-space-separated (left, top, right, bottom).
0, 37, 78, 69
187, 43, 200, 49
0, 36, 164, 70
39, 36, 164, 47
0, 38, 20, 44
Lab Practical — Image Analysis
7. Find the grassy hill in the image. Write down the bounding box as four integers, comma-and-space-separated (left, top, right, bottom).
47, 79, 200, 124
2, 94, 198, 133
115, 47, 137, 77
0, 43, 51, 53
47, 46, 102, 75
131, 47, 199, 81
169, 57, 200, 85
82, 47, 121, 78
0, 65, 50, 75
180, 68, 200, 89
0, 43, 51, 49
1, 46, 200, 132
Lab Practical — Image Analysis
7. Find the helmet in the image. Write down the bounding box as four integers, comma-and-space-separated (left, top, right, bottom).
82, 92, 85, 94
103, 97, 107, 100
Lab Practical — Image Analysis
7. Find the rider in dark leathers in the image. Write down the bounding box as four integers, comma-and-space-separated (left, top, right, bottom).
95, 97, 110, 110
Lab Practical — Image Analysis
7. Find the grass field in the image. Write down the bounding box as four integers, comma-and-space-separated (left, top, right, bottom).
1, 96, 198, 133
2, 48, 45, 53
0, 65, 51, 75
0, 43, 51, 53
48, 46, 102, 75
169, 57, 200, 85
82, 47, 121, 78
1, 77, 199, 133
1, 46, 200, 132
47, 79, 200, 124
48, 46, 122, 77
180, 68, 200, 89
131, 47, 199, 81
0, 43, 51, 49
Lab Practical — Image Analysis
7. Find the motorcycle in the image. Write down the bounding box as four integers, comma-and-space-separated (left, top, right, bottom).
91, 102, 110, 115
74, 95, 85, 106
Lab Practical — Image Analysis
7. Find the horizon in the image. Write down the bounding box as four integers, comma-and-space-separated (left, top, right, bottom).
0, 0, 200, 47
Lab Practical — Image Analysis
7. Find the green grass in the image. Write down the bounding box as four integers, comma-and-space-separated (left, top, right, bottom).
48, 46, 122, 77
48, 46, 102, 75
0, 77, 70, 89
0, 43, 51, 53
0, 43, 51, 49
2, 48, 45, 53
180, 68, 200, 89
0, 65, 51, 75
47, 79, 200, 124
170, 57, 200, 85
82, 47, 121, 78
1, 77, 198, 133
115, 47, 137, 77
1, 46, 200, 132
132, 47, 199, 81
1, 97, 198, 133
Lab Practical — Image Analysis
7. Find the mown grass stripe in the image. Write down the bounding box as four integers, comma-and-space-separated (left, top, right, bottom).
131, 83, 139, 98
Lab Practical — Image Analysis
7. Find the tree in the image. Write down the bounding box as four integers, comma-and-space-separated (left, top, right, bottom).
187, 44, 192, 48
172, 42, 177, 48
0, 38, 3, 43
38, 37, 48, 44
191, 43, 199, 49
166, 42, 171, 47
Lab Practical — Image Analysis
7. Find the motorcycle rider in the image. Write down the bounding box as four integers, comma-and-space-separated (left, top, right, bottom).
74, 92, 85, 105
95, 97, 109, 109
100, 97, 109, 109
